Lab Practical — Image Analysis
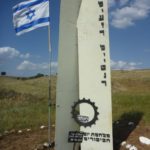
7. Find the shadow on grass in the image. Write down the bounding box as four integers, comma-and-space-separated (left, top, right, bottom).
113, 111, 143, 150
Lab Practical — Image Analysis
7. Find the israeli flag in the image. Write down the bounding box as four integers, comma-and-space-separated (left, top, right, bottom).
13, 0, 50, 36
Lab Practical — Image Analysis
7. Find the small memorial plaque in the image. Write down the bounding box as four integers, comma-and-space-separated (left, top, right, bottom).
68, 131, 84, 143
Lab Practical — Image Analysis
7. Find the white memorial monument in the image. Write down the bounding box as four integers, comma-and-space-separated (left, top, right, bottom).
55, 0, 113, 150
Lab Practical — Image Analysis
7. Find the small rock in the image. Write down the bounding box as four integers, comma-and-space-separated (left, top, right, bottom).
116, 121, 119, 124
128, 122, 134, 126
52, 124, 55, 127
43, 142, 49, 148
40, 125, 46, 129
126, 144, 132, 149
129, 146, 138, 150
26, 128, 31, 132
121, 141, 127, 146
139, 136, 150, 145
18, 130, 23, 134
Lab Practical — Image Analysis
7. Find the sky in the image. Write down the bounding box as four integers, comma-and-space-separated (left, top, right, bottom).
0, 0, 150, 77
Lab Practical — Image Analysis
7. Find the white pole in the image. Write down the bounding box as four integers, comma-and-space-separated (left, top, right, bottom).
48, 24, 52, 147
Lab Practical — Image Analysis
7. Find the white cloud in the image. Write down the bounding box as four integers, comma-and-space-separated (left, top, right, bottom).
17, 60, 58, 71
38, 62, 58, 70
110, 0, 150, 28
0, 47, 31, 63
20, 53, 30, 59
51, 62, 58, 68
111, 60, 142, 70
17, 61, 37, 70
0, 47, 20, 62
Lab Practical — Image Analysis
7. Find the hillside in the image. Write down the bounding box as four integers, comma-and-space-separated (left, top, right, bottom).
111, 70, 150, 124
0, 70, 150, 150
111, 70, 150, 149
0, 76, 56, 132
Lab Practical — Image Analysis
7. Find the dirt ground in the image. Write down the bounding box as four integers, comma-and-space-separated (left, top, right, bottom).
0, 124, 150, 150
0, 128, 55, 150
114, 123, 150, 150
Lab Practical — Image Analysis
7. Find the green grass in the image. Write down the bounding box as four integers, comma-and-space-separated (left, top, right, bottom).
112, 93, 150, 124
112, 70, 150, 125
0, 70, 150, 132
0, 76, 56, 133
0, 98, 53, 131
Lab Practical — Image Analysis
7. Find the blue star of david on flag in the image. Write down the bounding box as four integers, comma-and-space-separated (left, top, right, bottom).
26, 9, 35, 20
13, 0, 50, 36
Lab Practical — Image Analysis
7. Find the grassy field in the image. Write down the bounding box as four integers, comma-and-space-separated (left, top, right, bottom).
0, 70, 150, 133
112, 70, 150, 124
0, 76, 56, 132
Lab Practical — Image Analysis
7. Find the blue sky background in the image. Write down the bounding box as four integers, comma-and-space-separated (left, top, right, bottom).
0, 0, 150, 76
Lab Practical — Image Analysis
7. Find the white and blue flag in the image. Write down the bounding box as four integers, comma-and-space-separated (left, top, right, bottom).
13, 0, 50, 36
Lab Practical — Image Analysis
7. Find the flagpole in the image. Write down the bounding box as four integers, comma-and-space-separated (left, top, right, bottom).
48, 24, 52, 148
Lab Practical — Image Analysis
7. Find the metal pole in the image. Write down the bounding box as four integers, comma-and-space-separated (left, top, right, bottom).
48, 24, 52, 148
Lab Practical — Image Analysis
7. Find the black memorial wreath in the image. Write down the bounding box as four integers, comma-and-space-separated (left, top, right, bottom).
71, 98, 99, 127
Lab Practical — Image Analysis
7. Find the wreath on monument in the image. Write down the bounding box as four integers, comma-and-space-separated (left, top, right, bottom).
71, 98, 99, 127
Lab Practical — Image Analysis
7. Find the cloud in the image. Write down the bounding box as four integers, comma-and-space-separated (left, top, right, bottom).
110, 0, 150, 28
20, 53, 30, 59
0, 47, 31, 63
17, 61, 37, 70
51, 62, 58, 68
111, 60, 142, 70
0, 47, 20, 62
17, 60, 58, 72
